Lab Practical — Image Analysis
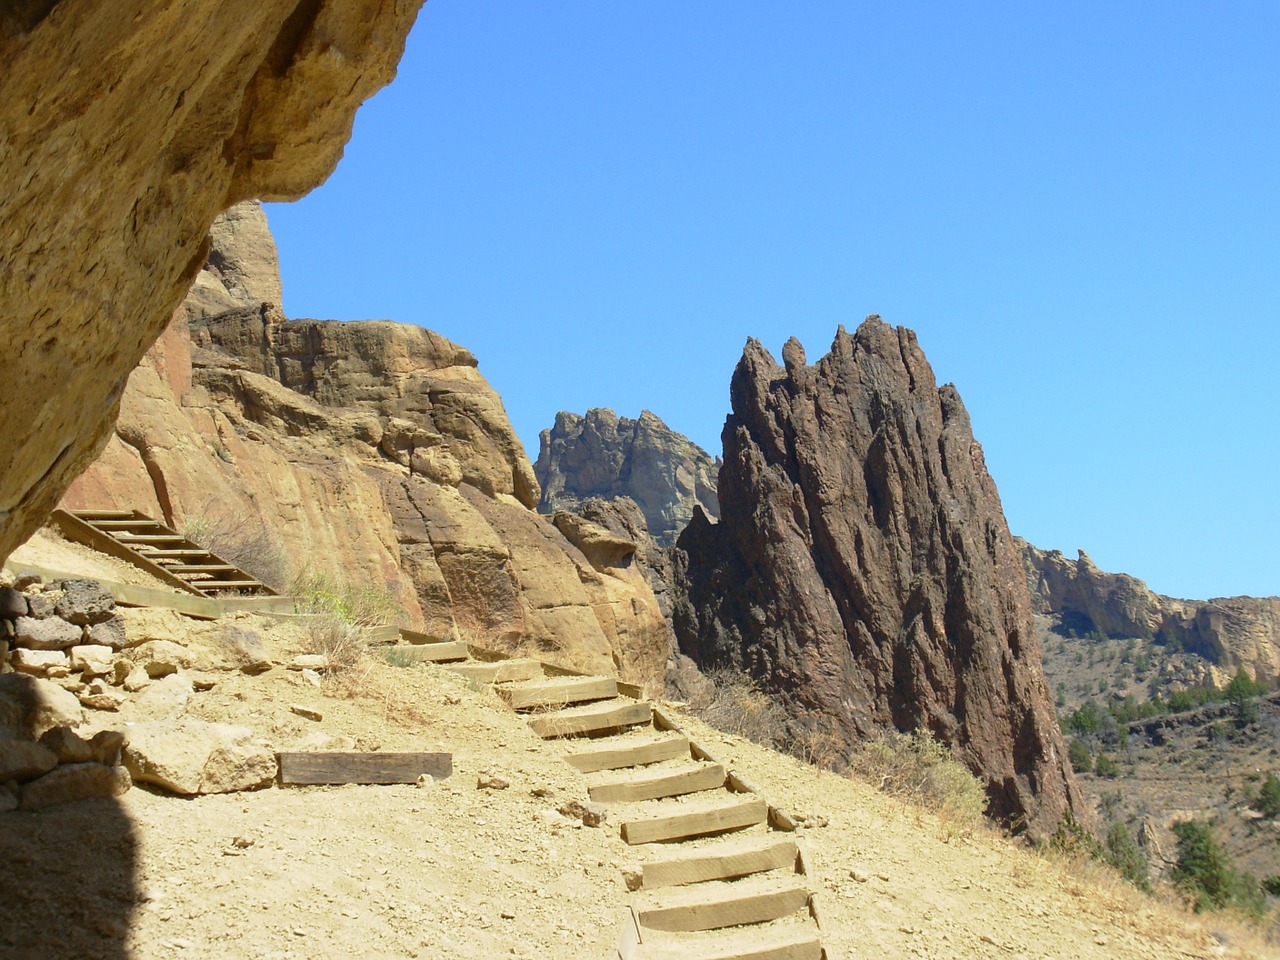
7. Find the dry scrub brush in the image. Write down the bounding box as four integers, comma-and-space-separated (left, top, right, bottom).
685, 666, 790, 751
847, 730, 988, 836
178, 506, 289, 591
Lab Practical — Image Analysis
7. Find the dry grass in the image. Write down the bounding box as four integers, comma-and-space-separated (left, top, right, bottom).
178, 507, 289, 591
847, 730, 988, 837
684, 666, 790, 750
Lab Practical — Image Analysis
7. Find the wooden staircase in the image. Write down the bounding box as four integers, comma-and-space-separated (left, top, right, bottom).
417, 646, 833, 960
50, 509, 277, 598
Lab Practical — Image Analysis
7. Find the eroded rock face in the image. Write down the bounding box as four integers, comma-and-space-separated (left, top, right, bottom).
1021, 540, 1280, 682
0, 0, 424, 566
62, 205, 668, 691
536, 409, 721, 546
672, 318, 1080, 835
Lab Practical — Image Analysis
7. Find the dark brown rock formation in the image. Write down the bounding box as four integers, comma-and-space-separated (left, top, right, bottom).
0, 0, 424, 565
672, 318, 1081, 835
1021, 540, 1280, 683
536, 409, 721, 546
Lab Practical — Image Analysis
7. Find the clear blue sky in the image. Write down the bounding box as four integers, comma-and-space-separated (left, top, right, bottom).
267, 1, 1279, 601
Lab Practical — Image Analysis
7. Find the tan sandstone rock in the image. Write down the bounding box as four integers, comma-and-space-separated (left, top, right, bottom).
123, 719, 276, 795
0, 0, 424, 565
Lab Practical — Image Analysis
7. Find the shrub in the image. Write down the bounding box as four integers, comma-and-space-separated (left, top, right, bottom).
685, 667, 789, 750
846, 730, 987, 833
1105, 822, 1150, 890
1048, 811, 1104, 860
178, 507, 289, 591
1170, 819, 1262, 913
302, 613, 367, 674
1094, 752, 1119, 778
1258, 772, 1280, 819
290, 569, 402, 628
1068, 737, 1093, 773
382, 647, 421, 669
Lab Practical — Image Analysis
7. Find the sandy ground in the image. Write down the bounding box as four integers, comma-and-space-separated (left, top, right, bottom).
2, 536, 1277, 959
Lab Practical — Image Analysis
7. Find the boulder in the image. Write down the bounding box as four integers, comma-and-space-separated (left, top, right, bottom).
0, 738, 58, 782
87, 616, 128, 651
11, 649, 69, 677
69, 644, 116, 677
128, 640, 195, 678
123, 719, 275, 795
19, 762, 132, 810
12, 616, 82, 651
0, 587, 28, 619
0, 675, 85, 737
90, 730, 128, 767
52, 579, 117, 625
38, 726, 94, 764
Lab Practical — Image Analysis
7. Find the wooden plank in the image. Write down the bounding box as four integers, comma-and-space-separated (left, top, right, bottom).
589, 762, 725, 804
170, 564, 238, 573
639, 836, 798, 890
115, 533, 188, 543
527, 700, 652, 739
89, 519, 167, 529
636, 927, 821, 960
615, 906, 642, 960
383, 641, 468, 663
48, 510, 208, 596
398, 627, 453, 645
447, 659, 544, 684
72, 510, 142, 520
198, 580, 269, 590
637, 875, 810, 932
564, 734, 689, 774
499, 675, 618, 711
620, 797, 767, 845
277, 751, 452, 785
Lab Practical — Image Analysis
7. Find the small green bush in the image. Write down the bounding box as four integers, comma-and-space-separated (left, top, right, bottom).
382, 647, 421, 669
1094, 752, 1119, 778
1068, 737, 1093, 774
1257, 772, 1280, 819
1105, 822, 1150, 890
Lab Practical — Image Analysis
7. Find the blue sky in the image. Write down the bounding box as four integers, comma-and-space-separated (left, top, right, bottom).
267, 2, 1279, 601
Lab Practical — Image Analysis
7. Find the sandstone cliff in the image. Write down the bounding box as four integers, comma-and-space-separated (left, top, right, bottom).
1021, 540, 1280, 683
61, 205, 668, 692
0, 0, 423, 565
536, 409, 721, 546
672, 319, 1080, 835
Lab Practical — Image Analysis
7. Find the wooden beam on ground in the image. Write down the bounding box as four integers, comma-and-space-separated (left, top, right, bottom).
635, 927, 822, 960
637, 835, 799, 890
499, 675, 618, 711
636, 875, 810, 932
528, 700, 652, 739
588, 762, 725, 804
447, 659, 544, 684
620, 797, 767, 845
563, 733, 689, 774
277, 751, 452, 785
385, 641, 469, 663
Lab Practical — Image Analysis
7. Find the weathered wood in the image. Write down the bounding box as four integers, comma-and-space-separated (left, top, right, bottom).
49, 510, 207, 596
447, 659, 544, 684
527, 700, 652, 739
637, 875, 810, 932
398, 627, 453, 645
615, 906, 642, 960
384, 641, 469, 663
197, 580, 268, 590
564, 734, 689, 774
639, 835, 798, 889
620, 797, 767, 845
636, 927, 822, 960
277, 751, 452, 785
589, 762, 725, 804
498, 675, 618, 711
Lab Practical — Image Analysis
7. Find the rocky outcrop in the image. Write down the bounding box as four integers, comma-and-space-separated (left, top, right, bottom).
1021, 540, 1280, 683
536, 409, 721, 546
672, 318, 1080, 835
0, 0, 424, 566
61, 205, 668, 691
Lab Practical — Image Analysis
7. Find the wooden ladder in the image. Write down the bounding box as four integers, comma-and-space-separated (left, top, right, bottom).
51, 509, 277, 598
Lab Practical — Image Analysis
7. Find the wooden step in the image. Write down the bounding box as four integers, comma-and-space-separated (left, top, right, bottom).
73, 510, 140, 520
635, 926, 822, 960
114, 533, 187, 543
635, 835, 799, 890
564, 733, 689, 774
588, 762, 725, 804
142, 549, 213, 557
195, 580, 266, 590
447, 659, 543, 684
169, 564, 238, 573
497, 675, 618, 711
637, 875, 810, 932
90, 519, 167, 530
527, 699, 652, 739
621, 797, 767, 845
384, 641, 469, 663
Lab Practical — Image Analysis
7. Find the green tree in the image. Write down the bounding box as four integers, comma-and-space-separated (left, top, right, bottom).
1068, 737, 1093, 774
1258, 772, 1280, 819
1225, 667, 1263, 725
1172, 820, 1235, 911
